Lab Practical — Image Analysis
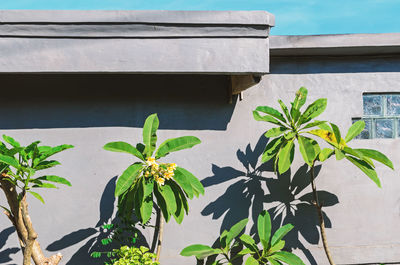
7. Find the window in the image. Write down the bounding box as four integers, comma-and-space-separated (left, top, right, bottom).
353, 93, 400, 139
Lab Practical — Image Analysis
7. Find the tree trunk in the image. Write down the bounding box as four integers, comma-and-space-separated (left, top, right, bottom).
0, 175, 62, 265
155, 212, 164, 262
310, 163, 336, 265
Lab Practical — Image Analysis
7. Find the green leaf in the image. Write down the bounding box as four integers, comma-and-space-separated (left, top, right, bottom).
268, 240, 285, 254
140, 178, 154, 223
345, 120, 365, 142
272, 251, 306, 265
169, 182, 186, 224
0, 205, 11, 217
330, 123, 341, 146
271, 224, 294, 247
155, 136, 201, 159
115, 163, 143, 197
300, 120, 326, 130
318, 123, 333, 132
265, 127, 288, 138
261, 137, 284, 163
255, 106, 287, 123
318, 148, 333, 162
154, 184, 171, 222
290, 108, 301, 124
159, 183, 177, 219
175, 167, 204, 197
180, 244, 222, 260
23, 141, 40, 160
103, 142, 145, 161
298, 98, 327, 125
142, 113, 159, 158
267, 257, 283, 265
278, 100, 291, 122
278, 140, 295, 174
342, 147, 374, 168
0, 154, 20, 169
257, 210, 272, 250
240, 234, 259, 254
335, 148, 345, 160
292, 87, 308, 110
28, 191, 44, 204
298, 136, 320, 166
172, 168, 194, 199
253, 111, 284, 126
35, 175, 71, 186
245, 256, 259, 265
37, 144, 73, 162
353, 149, 394, 170
346, 156, 381, 187
237, 248, 255, 256
225, 218, 248, 248
35, 160, 61, 170
220, 230, 229, 249
32, 182, 57, 189
3, 135, 20, 148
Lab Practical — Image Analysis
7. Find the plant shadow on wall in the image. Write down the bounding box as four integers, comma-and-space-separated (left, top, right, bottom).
201, 135, 339, 265
46, 176, 148, 265
0, 226, 19, 264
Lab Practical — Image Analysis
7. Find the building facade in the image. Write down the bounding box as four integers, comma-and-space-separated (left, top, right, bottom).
0, 10, 399, 265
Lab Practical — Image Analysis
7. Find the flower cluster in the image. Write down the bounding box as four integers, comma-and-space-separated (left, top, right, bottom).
144, 157, 177, 186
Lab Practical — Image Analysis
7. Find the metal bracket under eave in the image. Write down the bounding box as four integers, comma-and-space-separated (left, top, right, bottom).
227, 75, 262, 103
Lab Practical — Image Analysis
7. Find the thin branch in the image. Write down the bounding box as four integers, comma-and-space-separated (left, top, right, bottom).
155, 212, 165, 262
310, 162, 336, 265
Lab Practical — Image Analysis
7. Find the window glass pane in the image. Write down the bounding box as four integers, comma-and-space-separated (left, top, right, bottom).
354, 119, 371, 139
387, 95, 400, 115
363, 95, 383, 116
376, 119, 394, 138
398, 119, 400, 138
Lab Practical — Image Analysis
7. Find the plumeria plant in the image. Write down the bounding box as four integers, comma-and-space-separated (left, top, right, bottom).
0, 135, 73, 265
253, 87, 394, 265
104, 113, 204, 262
181, 210, 305, 265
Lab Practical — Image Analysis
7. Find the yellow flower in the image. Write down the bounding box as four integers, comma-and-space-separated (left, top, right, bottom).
169, 163, 177, 170
146, 157, 156, 166
155, 176, 165, 186
164, 172, 174, 180
151, 163, 159, 170
144, 171, 150, 177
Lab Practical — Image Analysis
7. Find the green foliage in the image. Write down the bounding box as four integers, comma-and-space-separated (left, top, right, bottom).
180, 210, 305, 265
97, 245, 159, 265
104, 113, 203, 225
90, 220, 140, 264
253, 87, 394, 186
0, 135, 73, 203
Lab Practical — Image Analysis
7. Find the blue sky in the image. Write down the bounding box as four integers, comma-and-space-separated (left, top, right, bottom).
0, 0, 399, 35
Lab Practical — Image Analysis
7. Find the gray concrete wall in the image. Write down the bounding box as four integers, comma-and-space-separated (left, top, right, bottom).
1, 55, 400, 265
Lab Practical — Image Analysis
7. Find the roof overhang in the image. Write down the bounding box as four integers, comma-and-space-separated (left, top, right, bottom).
270, 33, 400, 57
0, 10, 274, 75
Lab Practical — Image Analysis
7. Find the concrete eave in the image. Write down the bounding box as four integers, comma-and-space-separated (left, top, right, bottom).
0, 10, 274, 74
270, 33, 400, 56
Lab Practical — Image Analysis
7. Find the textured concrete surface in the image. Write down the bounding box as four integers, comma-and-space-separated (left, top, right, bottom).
0, 10, 273, 74
1, 54, 400, 265
270, 33, 400, 56
0, 10, 275, 25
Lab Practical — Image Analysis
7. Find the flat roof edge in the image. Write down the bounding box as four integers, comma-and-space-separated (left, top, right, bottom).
270, 33, 400, 56
0, 10, 275, 26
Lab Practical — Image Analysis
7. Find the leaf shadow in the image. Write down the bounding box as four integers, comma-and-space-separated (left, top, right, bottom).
201, 135, 339, 265
0, 226, 19, 264
46, 176, 148, 264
